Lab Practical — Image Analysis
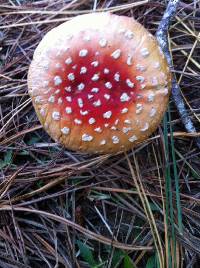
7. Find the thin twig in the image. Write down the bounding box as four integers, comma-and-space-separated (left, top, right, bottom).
156, 0, 200, 149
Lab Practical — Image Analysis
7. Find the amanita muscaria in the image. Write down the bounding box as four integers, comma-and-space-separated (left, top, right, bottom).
28, 13, 171, 154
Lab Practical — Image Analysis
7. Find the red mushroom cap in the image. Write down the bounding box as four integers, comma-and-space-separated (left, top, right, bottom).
28, 13, 171, 154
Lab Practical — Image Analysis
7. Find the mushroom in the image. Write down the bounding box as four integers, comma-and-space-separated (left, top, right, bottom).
28, 13, 171, 154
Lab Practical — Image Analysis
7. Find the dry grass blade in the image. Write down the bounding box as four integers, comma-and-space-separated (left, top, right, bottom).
0, 205, 152, 251
126, 152, 164, 268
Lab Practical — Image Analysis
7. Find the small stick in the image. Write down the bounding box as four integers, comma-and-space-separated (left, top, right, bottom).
156, 0, 200, 148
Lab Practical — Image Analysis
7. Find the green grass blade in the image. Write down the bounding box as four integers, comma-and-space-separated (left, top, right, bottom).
168, 105, 183, 235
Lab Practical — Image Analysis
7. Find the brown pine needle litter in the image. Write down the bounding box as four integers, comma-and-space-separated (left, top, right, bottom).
0, 1, 200, 267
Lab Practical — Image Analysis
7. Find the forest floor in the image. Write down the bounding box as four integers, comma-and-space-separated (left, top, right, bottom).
0, 0, 200, 267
